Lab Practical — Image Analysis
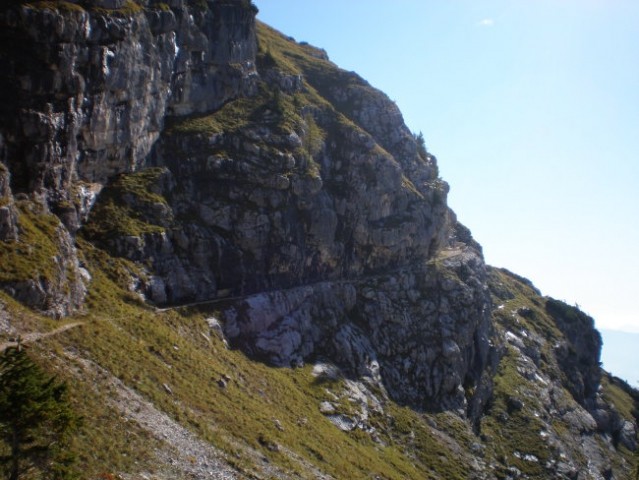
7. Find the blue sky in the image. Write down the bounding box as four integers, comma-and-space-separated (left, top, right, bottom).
253, 1, 639, 336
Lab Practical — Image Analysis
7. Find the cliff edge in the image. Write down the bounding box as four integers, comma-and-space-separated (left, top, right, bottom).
0, 1, 636, 478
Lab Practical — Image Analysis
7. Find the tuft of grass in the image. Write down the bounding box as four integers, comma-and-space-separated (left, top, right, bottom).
108, 167, 169, 205
601, 375, 638, 422
0, 202, 61, 283
401, 175, 425, 199
24, 0, 85, 12
90, 0, 143, 16
81, 168, 170, 242
167, 87, 305, 137
82, 199, 166, 240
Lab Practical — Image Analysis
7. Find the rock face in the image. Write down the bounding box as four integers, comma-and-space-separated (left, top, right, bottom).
0, 0, 492, 417
0, 2, 636, 478
0, 163, 18, 241
545, 298, 602, 404
1, 213, 88, 318
486, 268, 637, 478
0, 0, 257, 311
0, 0, 257, 223
223, 245, 492, 414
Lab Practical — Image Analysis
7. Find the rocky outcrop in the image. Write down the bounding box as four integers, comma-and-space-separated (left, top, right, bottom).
0, 4, 636, 478
1, 157, 87, 316
40, 7, 493, 419
222, 244, 493, 416
0, 0, 258, 313
545, 298, 602, 404
487, 268, 637, 479
4, 228, 88, 318
131, 104, 448, 304
0, 0, 257, 227
0, 200, 89, 318
0, 162, 18, 241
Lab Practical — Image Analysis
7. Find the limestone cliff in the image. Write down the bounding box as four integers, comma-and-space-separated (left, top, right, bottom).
0, 0, 257, 314
1, 0, 492, 415
0, 1, 636, 479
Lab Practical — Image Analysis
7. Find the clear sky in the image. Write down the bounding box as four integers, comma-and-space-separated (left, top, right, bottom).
253, 1, 639, 335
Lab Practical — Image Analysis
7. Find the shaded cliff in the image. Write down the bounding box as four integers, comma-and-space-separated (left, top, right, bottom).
0, 1, 636, 479
0, 0, 257, 315
1, 0, 493, 416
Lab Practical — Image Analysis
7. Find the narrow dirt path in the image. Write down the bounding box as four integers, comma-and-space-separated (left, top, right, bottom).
0, 322, 84, 351
156, 249, 465, 314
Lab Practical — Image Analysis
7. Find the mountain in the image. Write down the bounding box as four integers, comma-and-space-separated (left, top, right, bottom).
0, 1, 637, 479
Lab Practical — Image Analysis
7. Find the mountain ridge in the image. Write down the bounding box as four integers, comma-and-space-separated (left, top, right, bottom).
0, 0, 637, 478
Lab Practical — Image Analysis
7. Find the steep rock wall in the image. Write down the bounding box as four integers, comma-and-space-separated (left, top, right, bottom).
0, 0, 257, 312
222, 246, 493, 415
0, 0, 257, 224
0, 0, 497, 416
3, 3, 617, 443
0, 163, 18, 241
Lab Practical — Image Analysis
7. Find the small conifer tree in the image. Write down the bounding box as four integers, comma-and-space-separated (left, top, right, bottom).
414, 131, 428, 160
0, 347, 78, 480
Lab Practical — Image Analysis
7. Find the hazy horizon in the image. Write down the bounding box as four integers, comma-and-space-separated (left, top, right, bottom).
600, 329, 639, 387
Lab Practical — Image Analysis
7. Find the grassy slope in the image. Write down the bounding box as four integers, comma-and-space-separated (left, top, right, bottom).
0, 201, 63, 283
483, 268, 638, 478
3, 255, 636, 478
0, 19, 637, 480
0, 236, 477, 479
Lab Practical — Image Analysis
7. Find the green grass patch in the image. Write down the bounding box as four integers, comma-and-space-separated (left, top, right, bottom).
107, 167, 168, 205
401, 175, 425, 199
81, 168, 170, 242
3, 239, 474, 479
481, 350, 552, 477
2, 0, 85, 12
82, 199, 166, 240
382, 405, 471, 480
167, 87, 305, 137
90, 0, 143, 16
23, 0, 85, 12
0, 202, 62, 283
601, 375, 638, 421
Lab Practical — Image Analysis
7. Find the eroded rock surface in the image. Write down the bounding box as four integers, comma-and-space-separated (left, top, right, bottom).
0, 0, 258, 312
0, 3, 635, 478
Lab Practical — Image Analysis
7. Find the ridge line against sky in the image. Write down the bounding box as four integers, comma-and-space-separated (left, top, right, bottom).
253, 0, 639, 335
